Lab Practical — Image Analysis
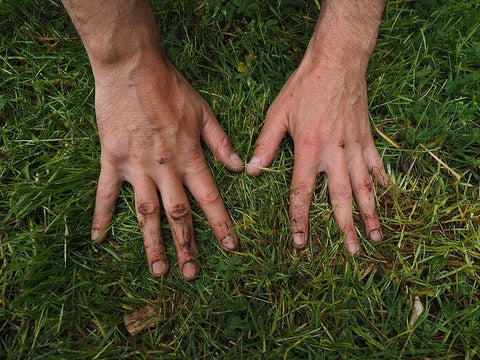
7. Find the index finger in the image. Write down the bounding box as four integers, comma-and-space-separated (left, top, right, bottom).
91, 165, 122, 242
184, 163, 238, 252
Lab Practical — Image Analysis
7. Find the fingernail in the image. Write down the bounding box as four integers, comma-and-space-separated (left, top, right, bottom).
346, 241, 362, 256
229, 152, 244, 168
369, 229, 383, 243
292, 232, 306, 249
91, 228, 100, 242
247, 156, 262, 168
221, 235, 237, 251
152, 259, 168, 276
181, 261, 199, 281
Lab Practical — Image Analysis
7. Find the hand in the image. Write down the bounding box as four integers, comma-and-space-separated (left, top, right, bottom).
247, 51, 388, 255
91, 57, 243, 279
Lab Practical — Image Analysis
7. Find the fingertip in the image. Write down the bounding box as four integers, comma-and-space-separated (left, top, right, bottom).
227, 152, 244, 172
91, 225, 108, 243
247, 115, 286, 176
151, 259, 169, 277
345, 239, 362, 256
246, 156, 264, 177
341, 224, 361, 256
292, 231, 307, 249
201, 114, 242, 172
221, 234, 238, 251
369, 228, 383, 243
181, 260, 200, 281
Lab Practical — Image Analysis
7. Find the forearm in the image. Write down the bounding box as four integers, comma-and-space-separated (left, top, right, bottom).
306, 0, 386, 72
61, 0, 167, 77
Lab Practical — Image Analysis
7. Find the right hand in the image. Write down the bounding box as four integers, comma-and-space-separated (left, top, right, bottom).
90, 56, 243, 280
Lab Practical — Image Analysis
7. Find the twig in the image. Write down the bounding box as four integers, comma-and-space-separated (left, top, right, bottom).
356, 307, 390, 341
419, 144, 461, 184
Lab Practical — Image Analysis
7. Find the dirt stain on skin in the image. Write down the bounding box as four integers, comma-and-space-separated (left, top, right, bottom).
365, 181, 373, 193
137, 202, 159, 216
181, 220, 194, 251
168, 204, 197, 256
169, 204, 189, 222
289, 200, 309, 228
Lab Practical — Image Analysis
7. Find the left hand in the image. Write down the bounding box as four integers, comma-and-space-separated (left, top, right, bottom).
247, 53, 388, 254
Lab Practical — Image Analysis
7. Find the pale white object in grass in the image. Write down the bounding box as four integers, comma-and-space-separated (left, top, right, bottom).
409, 296, 424, 330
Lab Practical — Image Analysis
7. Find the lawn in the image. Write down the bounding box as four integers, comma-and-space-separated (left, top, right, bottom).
1, 0, 479, 358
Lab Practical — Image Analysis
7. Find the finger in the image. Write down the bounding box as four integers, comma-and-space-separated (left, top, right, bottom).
91, 165, 122, 243
363, 133, 389, 187
348, 155, 383, 243
132, 177, 168, 277
289, 149, 318, 249
246, 107, 287, 177
158, 174, 199, 281
201, 108, 244, 172
326, 160, 360, 255
184, 164, 238, 252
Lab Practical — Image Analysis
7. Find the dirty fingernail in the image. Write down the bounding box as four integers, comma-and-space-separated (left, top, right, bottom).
292, 232, 306, 249
181, 261, 199, 281
229, 152, 244, 168
369, 229, 383, 243
152, 259, 168, 276
221, 235, 237, 251
247, 156, 262, 168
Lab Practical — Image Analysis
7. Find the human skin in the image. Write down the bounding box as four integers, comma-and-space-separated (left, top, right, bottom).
247, 0, 389, 254
61, 0, 388, 280
61, 0, 244, 280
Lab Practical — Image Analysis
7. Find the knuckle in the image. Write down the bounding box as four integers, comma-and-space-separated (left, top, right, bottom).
167, 203, 191, 222
265, 105, 278, 119
332, 186, 352, 202
217, 132, 231, 150
356, 177, 373, 193
182, 142, 204, 166
96, 185, 117, 200
290, 183, 313, 199
101, 142, 128, 166
154, 153, 172, 166
136, 201, 160, 216
180, 135, 201, 155
197, 189, 220, 207
299, 135, 323, 152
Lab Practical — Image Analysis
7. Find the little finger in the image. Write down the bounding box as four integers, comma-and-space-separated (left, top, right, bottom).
363, 133, 389, 187
91, 165, 122, 242
348, 155, 382, 243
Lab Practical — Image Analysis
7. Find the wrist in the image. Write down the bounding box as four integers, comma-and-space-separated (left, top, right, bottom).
62, 0, 167, 76
304, 0, 385, 72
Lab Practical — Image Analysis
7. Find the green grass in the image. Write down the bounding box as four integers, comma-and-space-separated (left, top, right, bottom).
1, 0, 479, 358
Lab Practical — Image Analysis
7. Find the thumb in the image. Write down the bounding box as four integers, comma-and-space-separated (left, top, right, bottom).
246, 108, 287, 177
201, 108, 244, 172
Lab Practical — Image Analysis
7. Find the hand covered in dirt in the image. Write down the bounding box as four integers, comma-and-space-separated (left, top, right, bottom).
91, 57, 243, 280
247, 1, 388, 254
